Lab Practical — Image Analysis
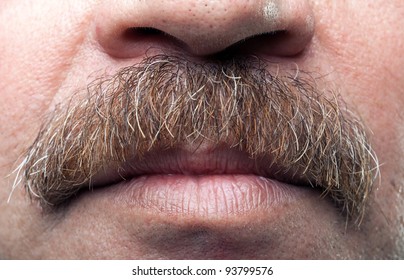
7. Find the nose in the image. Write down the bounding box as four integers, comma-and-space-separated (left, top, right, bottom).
95, 0, 315, 58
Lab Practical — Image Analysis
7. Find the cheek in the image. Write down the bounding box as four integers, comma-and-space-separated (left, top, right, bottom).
0, 0, 93, 164
315, 0, 404, 164
0, 1, 95, 251
313, 0, 404, 249
313, 0, 404, 96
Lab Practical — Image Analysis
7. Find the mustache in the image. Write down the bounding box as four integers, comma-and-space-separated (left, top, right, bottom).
16, 54, 379, 224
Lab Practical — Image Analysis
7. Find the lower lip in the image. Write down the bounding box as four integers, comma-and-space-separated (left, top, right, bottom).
106, 174, 307, 219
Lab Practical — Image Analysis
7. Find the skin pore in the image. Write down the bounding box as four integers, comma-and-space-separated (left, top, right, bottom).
0, 0, 403, 259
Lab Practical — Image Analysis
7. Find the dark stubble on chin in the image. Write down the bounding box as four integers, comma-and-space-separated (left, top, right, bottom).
14, 54, 379, 226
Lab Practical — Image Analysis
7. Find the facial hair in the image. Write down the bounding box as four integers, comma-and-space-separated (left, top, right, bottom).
16, 55, 379, 225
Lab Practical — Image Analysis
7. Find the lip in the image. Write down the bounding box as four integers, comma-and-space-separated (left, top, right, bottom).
112, 174, 303, 218
84, 144, 312, 220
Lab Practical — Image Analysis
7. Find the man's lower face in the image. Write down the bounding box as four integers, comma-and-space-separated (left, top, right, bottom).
1, 0, 403, 260
4, 54, 389, 259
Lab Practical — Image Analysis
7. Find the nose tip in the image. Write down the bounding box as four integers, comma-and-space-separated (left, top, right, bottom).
95, 0, 315, 57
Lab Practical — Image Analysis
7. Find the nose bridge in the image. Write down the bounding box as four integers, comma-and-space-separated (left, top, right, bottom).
96, 0, 314, 57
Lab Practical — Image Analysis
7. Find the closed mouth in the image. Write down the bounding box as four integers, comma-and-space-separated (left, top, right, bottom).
75, 143, 314, 218
20, 55, 377, 226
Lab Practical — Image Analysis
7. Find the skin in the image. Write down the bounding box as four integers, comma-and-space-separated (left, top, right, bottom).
0, 0, 403, 259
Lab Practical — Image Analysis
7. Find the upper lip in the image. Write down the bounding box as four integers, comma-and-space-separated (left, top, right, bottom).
90, 143, 309, 189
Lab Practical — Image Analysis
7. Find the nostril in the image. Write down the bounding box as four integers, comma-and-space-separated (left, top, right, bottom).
236, 30, 311, 57
212, 30, 307, 59
232, 30, 288, 49
207, 30, 285, 59
123, 27, 165, 40
120, 27, 189, 54
103, 25, 307, 60
121, 27, 171, 42
101, 26, 189, 58
118, 27, 301, 60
